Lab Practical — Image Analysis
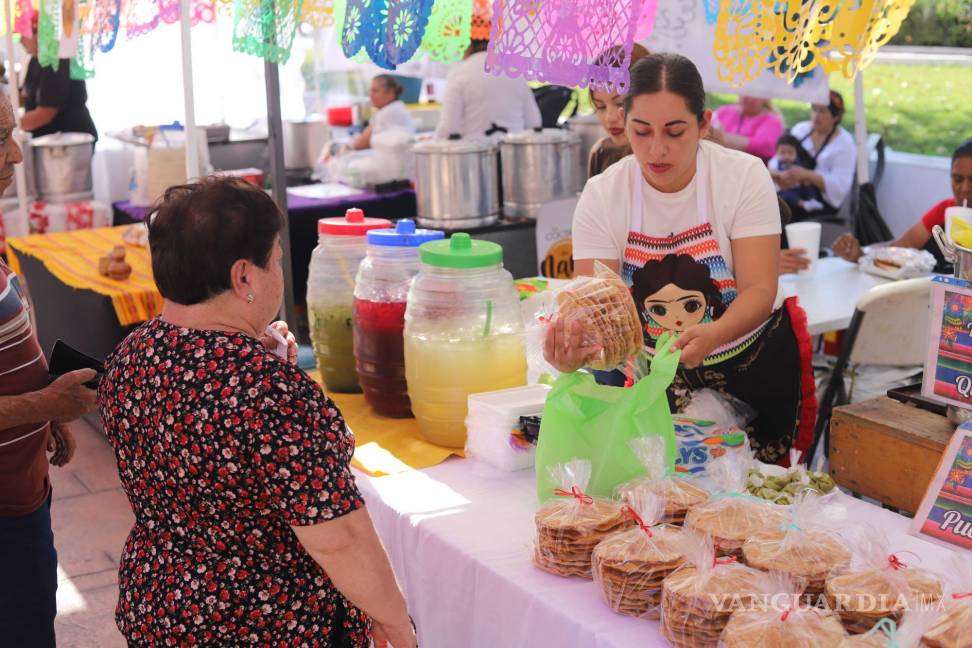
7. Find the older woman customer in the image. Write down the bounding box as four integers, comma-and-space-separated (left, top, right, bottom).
770, 90, 855, 222
99, 177, 415, 647
711, 96, 784, 163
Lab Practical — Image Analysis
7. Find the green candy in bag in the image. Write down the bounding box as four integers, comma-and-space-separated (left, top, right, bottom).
535, 333, 681, 502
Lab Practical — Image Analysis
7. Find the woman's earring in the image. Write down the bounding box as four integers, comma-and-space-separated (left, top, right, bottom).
247, 294, 254, 304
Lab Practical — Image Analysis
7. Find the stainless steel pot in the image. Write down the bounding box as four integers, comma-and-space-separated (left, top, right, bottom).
283, 117, 330, 170
567, 114, 603, 180
500, 128, 582, 219
2, 133, 37, 201
413, 137, 500, 229
933, 224, 972, 280
31, 132, 94, 199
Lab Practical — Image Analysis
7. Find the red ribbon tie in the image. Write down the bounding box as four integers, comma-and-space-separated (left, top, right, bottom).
553, 486, 594, 505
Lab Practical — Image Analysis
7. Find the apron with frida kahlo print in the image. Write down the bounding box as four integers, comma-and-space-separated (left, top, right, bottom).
620, 153, 815, 463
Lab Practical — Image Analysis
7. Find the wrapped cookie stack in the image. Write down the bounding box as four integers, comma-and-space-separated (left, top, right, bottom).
618, 436, 709, 526
534, 460, 628, 579
742, 491, 851, 601
921, 553, 972, 648
554, 262, 643, 371
684, 453, 786, 558
825, 527, 943, 635
592, 492, 687, 619
660, 531, 765, 648
720, 572, 849, 648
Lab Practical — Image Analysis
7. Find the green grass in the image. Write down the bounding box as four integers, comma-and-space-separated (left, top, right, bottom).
709, 63, 972, 157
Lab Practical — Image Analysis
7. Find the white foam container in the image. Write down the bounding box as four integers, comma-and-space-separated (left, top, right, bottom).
465, 384, 551, 472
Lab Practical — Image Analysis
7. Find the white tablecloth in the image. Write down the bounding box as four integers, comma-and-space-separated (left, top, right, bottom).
355, 458, 958, 648
780, 257, 890, 335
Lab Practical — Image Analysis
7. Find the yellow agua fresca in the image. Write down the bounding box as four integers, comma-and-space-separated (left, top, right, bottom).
405, 332, 527, 448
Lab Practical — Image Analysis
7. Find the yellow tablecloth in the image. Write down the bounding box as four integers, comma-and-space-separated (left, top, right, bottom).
308, 371, 462, 476
6, 226, 162, 327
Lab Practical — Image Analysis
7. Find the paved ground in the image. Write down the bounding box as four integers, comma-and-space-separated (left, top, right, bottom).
49, 419, 129, 647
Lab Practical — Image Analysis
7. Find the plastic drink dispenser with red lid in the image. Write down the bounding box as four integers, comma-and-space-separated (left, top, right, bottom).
353, 220, 444, 417
307, 208, 391, 393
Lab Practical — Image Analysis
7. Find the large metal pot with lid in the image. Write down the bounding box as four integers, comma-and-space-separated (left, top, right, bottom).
567, 114, 603, 180
413, 135, 500, 229
31, 132, 95, 200
500, 128, 582, 219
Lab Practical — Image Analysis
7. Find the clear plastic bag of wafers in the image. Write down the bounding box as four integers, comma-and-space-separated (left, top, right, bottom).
719, 571, 849, 648
824, 525, 944, 636
683, 452, 787, 559
919, 552, 972, 648
542, 261, 644, 371
741, 490, 850, 604
660, 530, 767, 648
618, 436, 709, 526
533, 459, 627, 579
591, 491, 687, 619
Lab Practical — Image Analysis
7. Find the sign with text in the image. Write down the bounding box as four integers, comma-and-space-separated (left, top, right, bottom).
911, 424, 972, 552
923, 276, 972, 409
535, 197, 579, 280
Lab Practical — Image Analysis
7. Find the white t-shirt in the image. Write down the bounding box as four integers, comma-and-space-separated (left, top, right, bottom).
769, 120, 855, 209
370, 100, 416, 136
572, 140, 781, 274
434, 51, 543, 139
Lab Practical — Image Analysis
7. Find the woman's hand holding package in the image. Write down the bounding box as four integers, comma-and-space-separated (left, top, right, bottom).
542, 266, 643, 373
543, 315, 603, 374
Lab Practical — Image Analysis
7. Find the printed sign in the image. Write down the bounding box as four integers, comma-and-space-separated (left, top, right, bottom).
911, 424, 972, 551
535, 197, 578, 280
923, 276, 972, 408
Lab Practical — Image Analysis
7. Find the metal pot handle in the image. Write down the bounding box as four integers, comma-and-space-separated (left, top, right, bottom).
933, 225, 957, 263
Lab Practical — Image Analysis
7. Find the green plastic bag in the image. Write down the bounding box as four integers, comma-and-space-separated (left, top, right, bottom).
535, 333, 681, 503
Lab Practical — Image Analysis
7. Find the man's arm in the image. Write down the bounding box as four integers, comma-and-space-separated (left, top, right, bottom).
0, 369, 98, 429
20, 106, 58, 132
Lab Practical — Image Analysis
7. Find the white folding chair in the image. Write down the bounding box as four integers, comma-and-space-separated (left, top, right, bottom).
807, 276, 931, 461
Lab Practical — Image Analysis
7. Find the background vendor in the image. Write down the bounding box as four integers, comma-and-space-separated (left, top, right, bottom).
19, 17, 98, 140
546, 54, 814, 464
434, 40, 541, 139
832, 138, 972, 271
345, 74, 415, 152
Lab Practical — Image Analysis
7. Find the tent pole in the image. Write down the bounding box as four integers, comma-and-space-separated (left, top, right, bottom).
179, 0, 200, 179
853, 70, 869, 185
4, 0, 30, 222
265, 59, 299, 338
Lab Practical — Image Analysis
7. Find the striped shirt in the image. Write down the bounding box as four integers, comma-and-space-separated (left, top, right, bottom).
0, 259, 51, 516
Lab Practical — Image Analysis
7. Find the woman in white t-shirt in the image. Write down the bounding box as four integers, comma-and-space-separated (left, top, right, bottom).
346, 75, 416, 152
544, 53, 814, 464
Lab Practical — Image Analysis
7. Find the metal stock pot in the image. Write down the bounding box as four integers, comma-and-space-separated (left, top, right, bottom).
500, 128, 582, 219
413, 136, 500, 229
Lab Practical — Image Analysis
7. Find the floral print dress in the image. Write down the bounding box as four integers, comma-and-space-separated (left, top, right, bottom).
99, 318, 369, 646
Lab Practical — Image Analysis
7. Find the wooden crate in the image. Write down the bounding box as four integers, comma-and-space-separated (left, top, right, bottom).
829, 397, 955, 514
